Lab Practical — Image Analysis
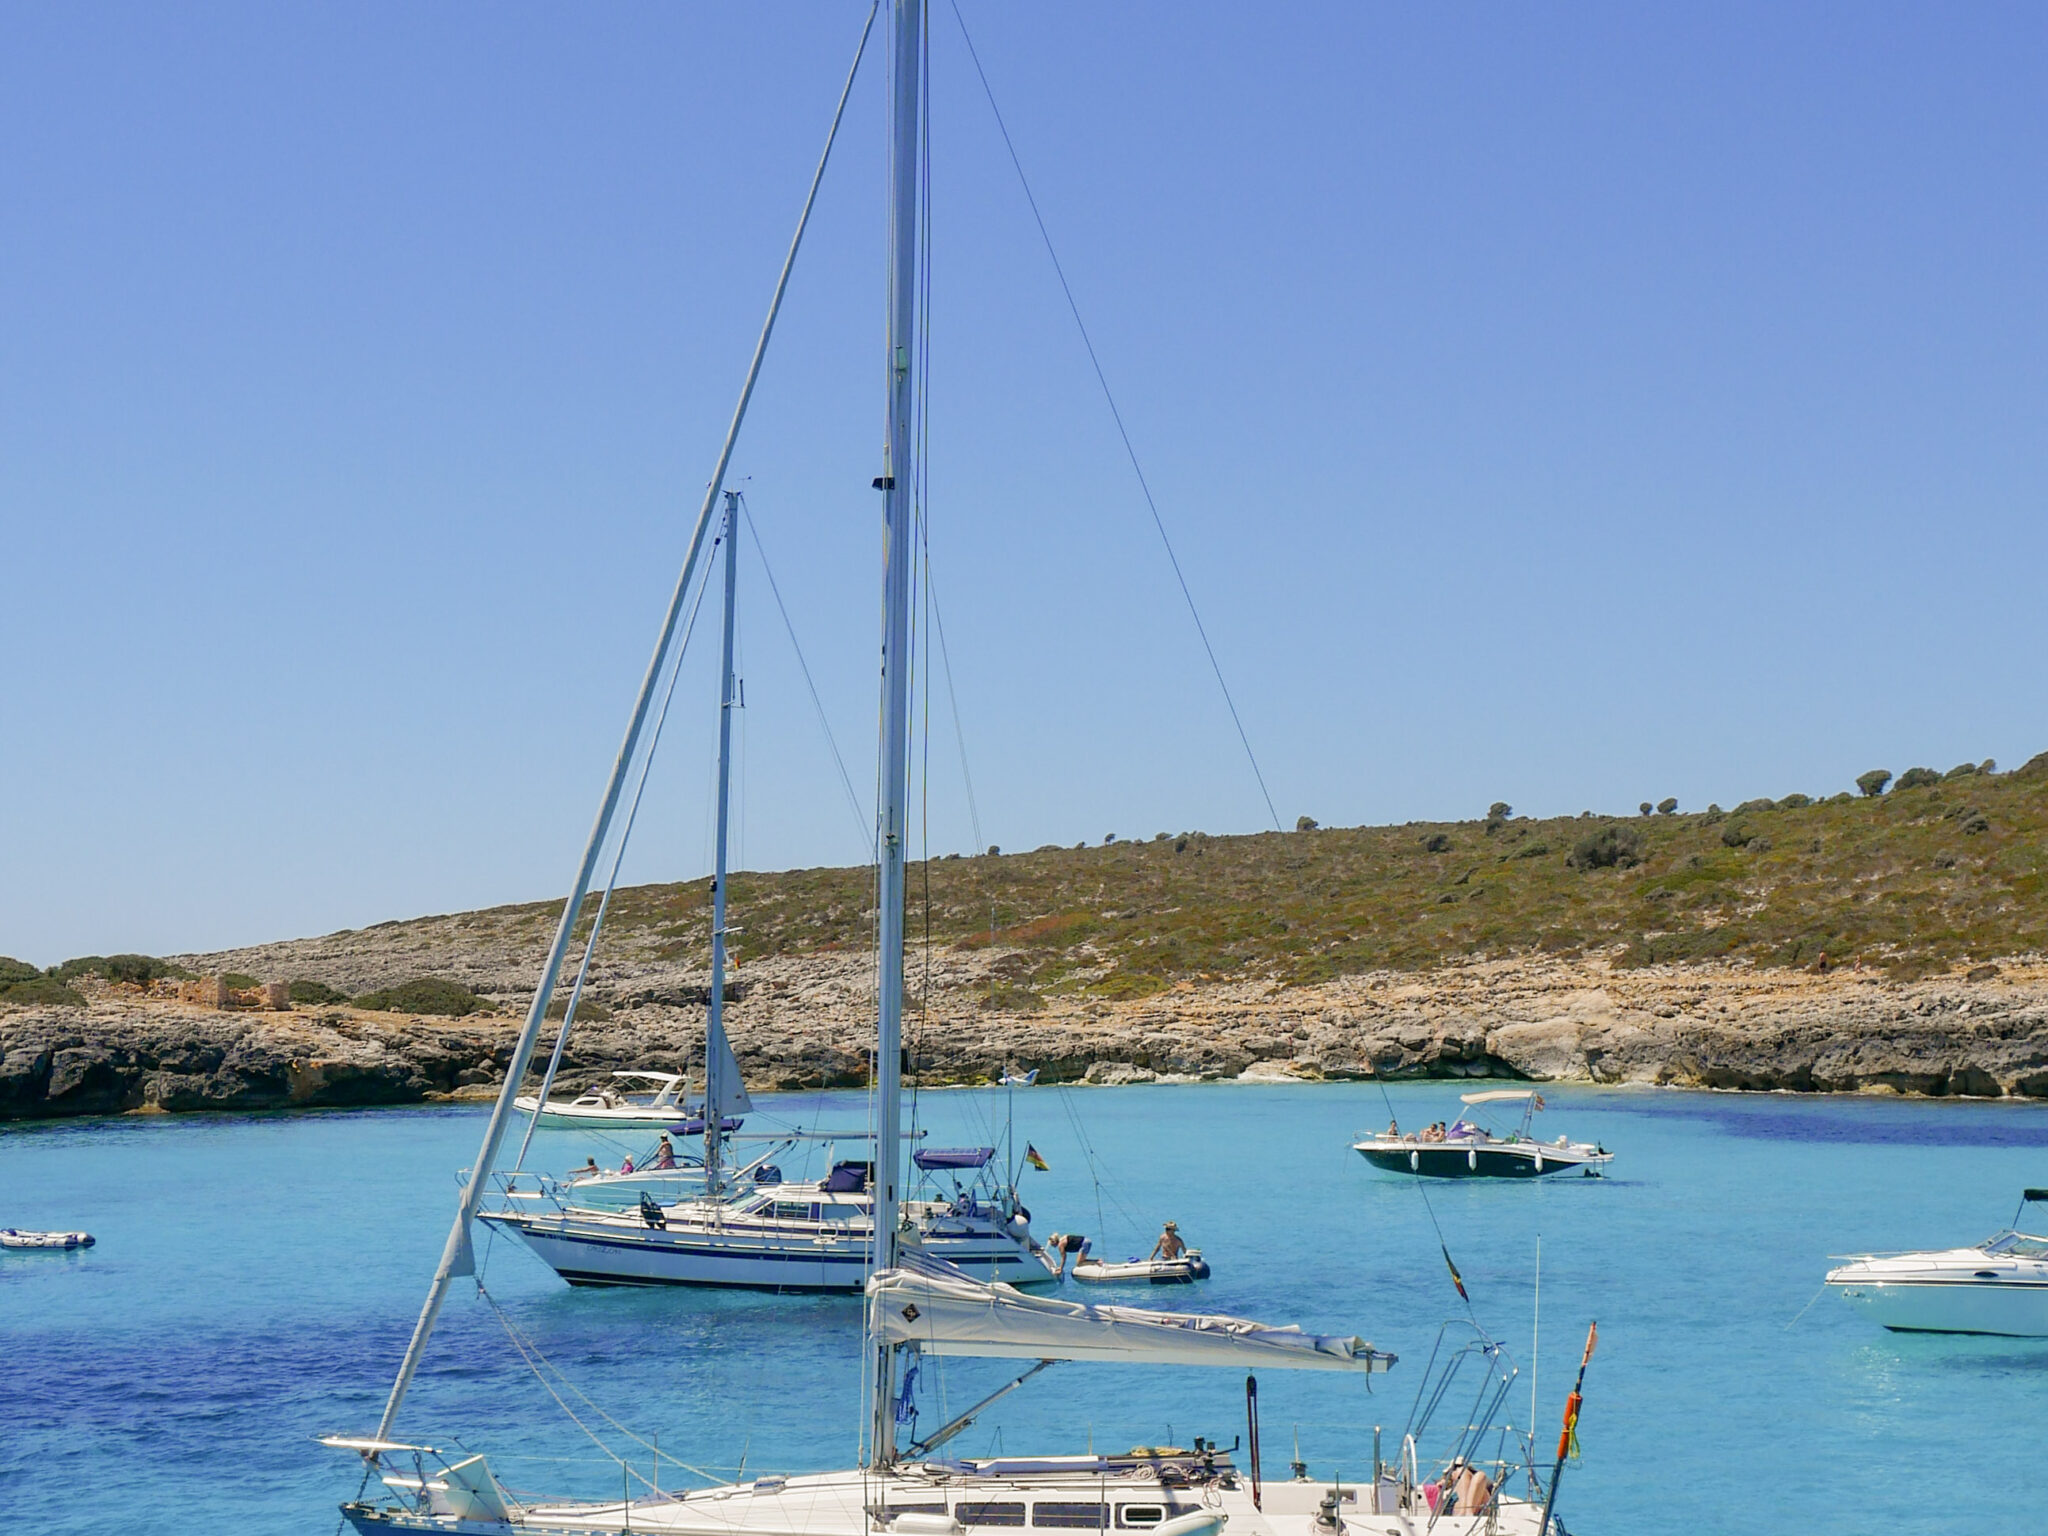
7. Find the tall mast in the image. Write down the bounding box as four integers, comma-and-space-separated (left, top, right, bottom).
869, 0, 922, 1470
704, 491, 742, 1192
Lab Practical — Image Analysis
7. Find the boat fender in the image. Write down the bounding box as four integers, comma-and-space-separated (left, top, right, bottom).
1533, 1150, 1543, 1172
1154, 1512, 1228, 1536
1409, 1150, 1419, 1172
891, 1515, 964, 1536
1468, 1149, 1477, 1171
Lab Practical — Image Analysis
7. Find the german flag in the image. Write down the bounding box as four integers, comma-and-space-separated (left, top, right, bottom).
1442, 1244, 1469, 1302
1024, 1143, 1050, 1171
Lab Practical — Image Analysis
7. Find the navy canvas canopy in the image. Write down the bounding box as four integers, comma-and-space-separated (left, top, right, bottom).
914, 1146, 996, 1171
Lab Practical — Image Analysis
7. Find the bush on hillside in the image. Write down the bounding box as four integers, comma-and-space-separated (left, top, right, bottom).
1778, 793, 1812, 808
0, 975, 87, 1008
545, 994, 613, 1022
1734, 798, 1776, 815
1639, 802, 1653, 816
1895, 767, 1941, 791
223, 973, 260, 990
1945, 763, 1979, 780
47, 953, 191, 986
1567, 825, 1643, 871
1856, 770, 1892, 797
1657, 798, 1678, 815
1295, 816, 1319, 832
0, 956, 40, 984
1421, 832, 1452, 853
289, 979, 349, 1005
1722, 822, 1755, 848
351, 977, 485, 1017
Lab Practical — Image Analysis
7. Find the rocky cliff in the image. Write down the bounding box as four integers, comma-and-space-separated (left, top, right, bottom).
7, 949, 2046, 1121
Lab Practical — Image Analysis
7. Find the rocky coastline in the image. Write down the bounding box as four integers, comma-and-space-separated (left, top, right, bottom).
6, 944, 2048, 1122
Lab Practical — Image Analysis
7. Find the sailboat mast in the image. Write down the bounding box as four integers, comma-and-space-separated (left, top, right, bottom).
705, 490, 742, 1192
869, 0, 922, 1470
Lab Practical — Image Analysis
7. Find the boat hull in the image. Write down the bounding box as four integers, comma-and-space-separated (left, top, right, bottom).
1830, 1278, 2048, 1336
482, 1211, 1053, 1293
1353, 1142, 1607, 1178
343, 1461, 1547, 1536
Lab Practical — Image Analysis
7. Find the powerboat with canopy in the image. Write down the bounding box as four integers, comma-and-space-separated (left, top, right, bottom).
513, 1070, 710, 1130
1827, 1189, 2048, 1335
324, 8, 1593, 1533
1354, 1089, 1612, 1178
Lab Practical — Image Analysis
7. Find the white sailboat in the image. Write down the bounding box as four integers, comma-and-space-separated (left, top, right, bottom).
326, 7, 1585, 1532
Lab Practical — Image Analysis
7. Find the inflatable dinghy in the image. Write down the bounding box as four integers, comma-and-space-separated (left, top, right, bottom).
1072, 1250, 1209, 1284
1, 1229, 96, 1250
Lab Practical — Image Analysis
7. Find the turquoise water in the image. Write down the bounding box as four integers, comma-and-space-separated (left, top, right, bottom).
7, 1082, 2048, 1534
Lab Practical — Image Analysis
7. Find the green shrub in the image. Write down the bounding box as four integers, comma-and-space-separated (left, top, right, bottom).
1567, 825, 1643, 871
1895, 767, 1941, 791
1639, 802, 1653, 816
1421, 832, 1452, 853
288, 979, 349, 1005
1657, 798, 1678, 815
222, 972, 260, 990
1734, 798, 1775, 815
1777, 793, 1812, 809
1295, 816, 1319, 832
47, 953, 190, 986
352, 977, 484, 1017
1722, 822, 1754, 848
1487, 802, 1512, 821
1856, 770, 1892, 797
1945, 763, 1979, 780
545, 994, 612, 1022
0, 975, 87, 1008
0, 956, 40, 984
47, 955, 107, 982
1511, 841, 1551, 860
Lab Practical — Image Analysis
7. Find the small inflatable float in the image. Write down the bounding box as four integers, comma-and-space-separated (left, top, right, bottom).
1, 1229, 96, 1251
1072, 1250, 1210, 1285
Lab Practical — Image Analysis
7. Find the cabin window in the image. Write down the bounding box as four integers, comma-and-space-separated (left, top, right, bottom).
956, 1503, 1026, 1527
1116, 1508, 1165, 1528
1033, 1504, 1108, 1528
772, 1201, 819, 1222
887, 1505, 948, 1518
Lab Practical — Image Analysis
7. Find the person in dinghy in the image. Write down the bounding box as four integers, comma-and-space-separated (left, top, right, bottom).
1072, 1219, 1212, 1284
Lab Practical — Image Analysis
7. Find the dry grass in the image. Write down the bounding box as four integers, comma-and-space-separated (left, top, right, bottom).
456, 755, 2048, 1002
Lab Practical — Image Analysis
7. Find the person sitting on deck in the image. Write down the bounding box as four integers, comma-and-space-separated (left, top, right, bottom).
1385, 1119, 1400, 1138
619, 1154, 634, 1175
1151, 1222, 1187, 1261
652, 1135, 677, 1170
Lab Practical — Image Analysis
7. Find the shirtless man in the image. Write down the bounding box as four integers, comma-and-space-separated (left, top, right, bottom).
1151, 1221, 1187, 1261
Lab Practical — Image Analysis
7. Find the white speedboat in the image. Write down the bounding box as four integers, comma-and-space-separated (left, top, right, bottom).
1827, 1190, 2048, 1335
1, 1228, 95, 1250
1354, 1089, 1612, 1178
513, 1070, 716, 1130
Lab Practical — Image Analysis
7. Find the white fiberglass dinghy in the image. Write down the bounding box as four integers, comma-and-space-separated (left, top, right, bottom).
1354, 1089, 1611, 1178
1827, 1189, 2048, 1335
1, 1228, 95, 1250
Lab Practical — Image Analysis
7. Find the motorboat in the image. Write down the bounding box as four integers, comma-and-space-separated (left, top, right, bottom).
1353, 1089, 1612, 1178
1, 1228, 95, 1250
512, 1070, 717, 1130
1826, 1190, 2048, 1335
483, 1146, 1061, 1291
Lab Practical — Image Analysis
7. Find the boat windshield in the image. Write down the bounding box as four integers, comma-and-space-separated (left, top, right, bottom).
1983, 1232, 2048, 1258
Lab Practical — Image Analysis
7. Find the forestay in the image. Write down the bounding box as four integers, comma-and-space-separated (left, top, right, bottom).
868, 1265, 1393, 1372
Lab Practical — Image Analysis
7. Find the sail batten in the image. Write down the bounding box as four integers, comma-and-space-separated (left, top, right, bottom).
868, 1267, 1393, 1373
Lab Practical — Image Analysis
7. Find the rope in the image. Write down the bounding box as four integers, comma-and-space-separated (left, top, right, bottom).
1374, 1077, 1480, 1321
739, 497, 870, 850
945, 0, 1281, 833
476, 1282, 727, 1491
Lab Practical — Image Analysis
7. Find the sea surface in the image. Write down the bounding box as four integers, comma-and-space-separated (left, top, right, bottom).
6, 1081, 2048, 1534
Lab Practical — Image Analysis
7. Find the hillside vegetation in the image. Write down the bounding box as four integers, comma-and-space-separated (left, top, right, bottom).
427, 750, 2048, 1010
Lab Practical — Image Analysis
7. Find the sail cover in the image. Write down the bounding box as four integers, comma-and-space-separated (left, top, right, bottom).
914, 1147, 995, 1171
869, 1265, 1392, 1373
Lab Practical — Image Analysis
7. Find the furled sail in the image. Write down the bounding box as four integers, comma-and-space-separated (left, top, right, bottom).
706, 1016, 754, 1117
869, 1263, 1393, 1373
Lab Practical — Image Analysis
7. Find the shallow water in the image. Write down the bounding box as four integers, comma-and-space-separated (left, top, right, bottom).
6, 1082, 2048, 1534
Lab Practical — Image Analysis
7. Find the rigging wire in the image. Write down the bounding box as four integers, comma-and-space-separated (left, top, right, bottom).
944, 0, 1282, 833
1374, 1076, 1481, 1322
739, 498, 871, 851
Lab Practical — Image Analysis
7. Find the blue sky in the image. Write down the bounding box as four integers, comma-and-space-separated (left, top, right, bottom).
3, 3, 2044, 965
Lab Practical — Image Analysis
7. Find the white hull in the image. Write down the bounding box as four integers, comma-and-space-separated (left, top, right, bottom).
513, 1095, 694, 1131
344, 1457, 1547, 1536
1830, 1277, 2048, 1336
482, 1209, 1056, 1293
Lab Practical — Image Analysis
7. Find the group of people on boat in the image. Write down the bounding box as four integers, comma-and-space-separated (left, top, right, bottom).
574, 1134, 682, 1181
1388, 1119, 1477, 1144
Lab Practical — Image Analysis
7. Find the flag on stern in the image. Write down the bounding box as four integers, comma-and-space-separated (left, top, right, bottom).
1024, 1144, 1050, 1171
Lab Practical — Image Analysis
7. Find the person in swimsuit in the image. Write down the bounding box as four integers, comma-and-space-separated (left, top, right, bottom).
1151, 1221, 1187, 1261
